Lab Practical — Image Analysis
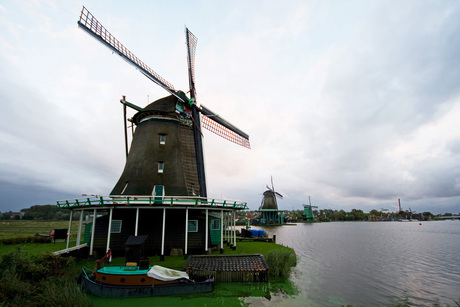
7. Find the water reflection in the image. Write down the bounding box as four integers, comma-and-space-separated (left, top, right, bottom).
248, 221, 460, 306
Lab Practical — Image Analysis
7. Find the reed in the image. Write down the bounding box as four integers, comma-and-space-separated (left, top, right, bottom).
0, 250, 90, 306
265, 249, 297, 278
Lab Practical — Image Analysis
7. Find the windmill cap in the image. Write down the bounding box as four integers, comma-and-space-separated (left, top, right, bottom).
132, 95, 181, 124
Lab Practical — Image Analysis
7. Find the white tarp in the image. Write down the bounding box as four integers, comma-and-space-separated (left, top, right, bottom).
146, 265, 190, 281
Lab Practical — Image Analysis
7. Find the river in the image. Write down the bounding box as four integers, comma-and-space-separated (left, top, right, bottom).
247, 220, 460, 306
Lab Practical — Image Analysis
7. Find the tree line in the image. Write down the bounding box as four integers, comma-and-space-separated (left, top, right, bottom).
0, 205, 71, 220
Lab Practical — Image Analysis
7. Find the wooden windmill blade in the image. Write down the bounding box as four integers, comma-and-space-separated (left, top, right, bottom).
200, 106, 251, 148
77, 7, 188, 105
185, 27, 208, 197
78, 7, 250, 148
185, 27, 250, 148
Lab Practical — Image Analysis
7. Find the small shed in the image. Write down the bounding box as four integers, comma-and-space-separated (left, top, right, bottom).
125, 235, 149, 269
186, 254, 268, 282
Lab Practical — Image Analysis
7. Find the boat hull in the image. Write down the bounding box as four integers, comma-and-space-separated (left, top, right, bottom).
81, 273, 214, 298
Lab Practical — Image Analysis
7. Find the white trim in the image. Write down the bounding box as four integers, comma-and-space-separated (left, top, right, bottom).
76, 209, 84, 245
66, 211, 72, 249
161, 208, 166, 256
106, 208, 113, 252
205, 209, 209, 252
185, 208, 189, 255
90, 208, 97, 256
220, 210, 224, 250
135, 208, 139, 236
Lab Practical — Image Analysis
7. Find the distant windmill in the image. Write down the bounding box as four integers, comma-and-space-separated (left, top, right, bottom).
303, 196, 318, 222
259, 176, 283, 210
77, 7, 250, 198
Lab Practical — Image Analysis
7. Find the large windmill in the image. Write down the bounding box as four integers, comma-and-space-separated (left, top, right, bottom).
77, 7, 250, 199
71, 7, 250, 256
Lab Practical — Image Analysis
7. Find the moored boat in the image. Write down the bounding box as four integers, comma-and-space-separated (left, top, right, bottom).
79, 265, 214, 298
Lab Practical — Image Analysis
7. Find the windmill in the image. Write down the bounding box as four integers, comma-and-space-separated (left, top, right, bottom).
260, 176, 283, 210
252, 176, 284, 225
303, 196, 318, 222
77, 7, 250, 198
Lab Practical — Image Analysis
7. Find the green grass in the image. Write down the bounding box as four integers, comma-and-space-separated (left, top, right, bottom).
0, 220, 298, 306
0, 220, 81, 239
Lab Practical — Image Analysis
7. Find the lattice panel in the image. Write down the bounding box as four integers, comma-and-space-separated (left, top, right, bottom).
186, 28, 198, 98
201, 115, 251, 149
78, 6, 175, 91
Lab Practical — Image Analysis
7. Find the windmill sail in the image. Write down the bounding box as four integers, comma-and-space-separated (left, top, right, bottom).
186, 28, 198, 100
78, 6, 250, 149
185, 27, 206, 196
201, 107, 251, 148
78, 7, 183, 102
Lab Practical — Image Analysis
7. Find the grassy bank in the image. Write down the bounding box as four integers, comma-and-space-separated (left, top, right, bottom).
0, 220, 297, 306
0, 220, 81, 239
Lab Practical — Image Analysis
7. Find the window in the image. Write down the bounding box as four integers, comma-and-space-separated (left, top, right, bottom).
159, 134, 166, 145
158, 162, 164, 173
188, 220, 198, 232
210, 219, 220, 230
111, 220, 122, 233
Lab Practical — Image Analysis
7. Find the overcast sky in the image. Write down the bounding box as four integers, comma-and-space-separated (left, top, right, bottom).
1, 0, 460, 214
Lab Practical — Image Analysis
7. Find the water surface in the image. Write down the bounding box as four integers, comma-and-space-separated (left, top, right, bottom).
250, 221, 460, 306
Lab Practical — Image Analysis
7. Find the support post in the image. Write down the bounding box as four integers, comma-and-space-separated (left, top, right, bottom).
135, 207, 139, 236
185, 207, 189, 257
66, 210, 73, 249
220, 210, 224, 254
233, 210, 236, 250
90, 208, 97, 256
76, 209, 84, 246
205, 209, 209, 253
161, 208, 166, 261
106, 208, 113, 253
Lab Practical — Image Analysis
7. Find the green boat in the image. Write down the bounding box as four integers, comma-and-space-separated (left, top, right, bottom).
79, 265, 214, 298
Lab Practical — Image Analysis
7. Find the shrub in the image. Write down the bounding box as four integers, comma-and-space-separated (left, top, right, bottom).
36, 277, 92, 307
0, 250, 88, 306
265, 249, 297, 278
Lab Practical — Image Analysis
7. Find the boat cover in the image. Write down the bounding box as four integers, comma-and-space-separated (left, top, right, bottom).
146, 265, 190, 281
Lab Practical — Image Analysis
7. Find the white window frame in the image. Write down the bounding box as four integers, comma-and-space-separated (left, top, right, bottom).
188, 220, 198, 232
210, 219, 220, 230
111, 220, 122, 233
159, 134, 166, 145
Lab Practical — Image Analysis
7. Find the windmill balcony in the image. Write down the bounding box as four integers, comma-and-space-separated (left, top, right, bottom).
56, 195, 248, 210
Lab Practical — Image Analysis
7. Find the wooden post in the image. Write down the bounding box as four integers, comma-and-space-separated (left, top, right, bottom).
106, 208, 113, 252
205, 209, 209, 253
66, 210, 73, 249
220, 210, 224, 253
233, 211, 236, 249
135, 207, 139, 236
76, 209, 84, 246
161, 208, 166, 261
90, 208, 97, 256
185, 207, 189, 257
